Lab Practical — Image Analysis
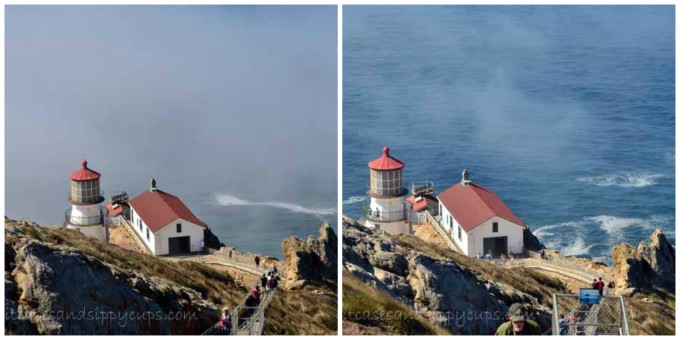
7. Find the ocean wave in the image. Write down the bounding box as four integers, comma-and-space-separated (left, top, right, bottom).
215, 194, 336, 216
576, 172, 664, 188
532, 221, 584, 238
586, 215, 670, 235
343, 196, 366, 205
559, 237, 593, 256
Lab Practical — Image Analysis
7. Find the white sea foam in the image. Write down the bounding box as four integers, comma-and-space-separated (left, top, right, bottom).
577, 172, 664, 188
215, 194, 336, 216
586, 215, 669, 235
532, 221, 583, 238
560, 237, 593, 256
343, 196, 366, 205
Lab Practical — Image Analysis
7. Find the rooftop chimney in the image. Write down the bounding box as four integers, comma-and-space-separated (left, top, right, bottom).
461, 169, 471, 186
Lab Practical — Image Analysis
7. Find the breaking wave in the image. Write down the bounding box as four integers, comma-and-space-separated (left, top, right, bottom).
343, 196, 366, 205
215, 194, 336, 216
577, 172, 664, 188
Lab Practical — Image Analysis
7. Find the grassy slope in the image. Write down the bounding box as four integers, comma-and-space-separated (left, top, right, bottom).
6, 220, 337, 335
342, 270, 449, 335
348, 229, 675, 335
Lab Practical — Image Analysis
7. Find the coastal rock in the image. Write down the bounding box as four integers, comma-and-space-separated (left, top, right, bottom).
612, 229, 675, 293
282, 223, 337, 290
342, 217, 548, 335
5, 218, 219, 335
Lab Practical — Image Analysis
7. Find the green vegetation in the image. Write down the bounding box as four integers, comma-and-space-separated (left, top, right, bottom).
342, 270, 449, 335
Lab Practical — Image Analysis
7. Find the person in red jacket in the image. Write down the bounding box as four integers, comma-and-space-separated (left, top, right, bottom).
597, 277, 605, 295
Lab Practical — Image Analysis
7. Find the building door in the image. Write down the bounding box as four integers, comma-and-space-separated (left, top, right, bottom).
169, 236, 191, 254
483, 236, 508, 258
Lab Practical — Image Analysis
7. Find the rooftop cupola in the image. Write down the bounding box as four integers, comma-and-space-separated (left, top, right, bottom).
461, 169, 472, 186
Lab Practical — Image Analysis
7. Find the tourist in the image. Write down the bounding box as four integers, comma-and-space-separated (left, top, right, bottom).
597, 277, 605, 295
508, 250, 514, 261
229, 249, 233, 259
592, 279, 598, 290
255, 256, 261, 269
200, 240, 206, 254
476, 253, 482, 260
272, 265, 278, 274
260, 274, 267, 290
485, 250, 492, 260
500, 254, 507, 266
558, 314, 567, 335
219, 307, 232, 335
495, 303, 541, 335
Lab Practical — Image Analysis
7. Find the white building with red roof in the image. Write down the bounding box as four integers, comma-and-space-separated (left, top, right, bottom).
363, 146, 410, 234
437, 170, 525, 257
128, 179, 206, 255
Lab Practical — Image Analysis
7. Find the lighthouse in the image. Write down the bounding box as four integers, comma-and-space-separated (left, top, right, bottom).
363, 146, 410, 233
65, 160, 107, 242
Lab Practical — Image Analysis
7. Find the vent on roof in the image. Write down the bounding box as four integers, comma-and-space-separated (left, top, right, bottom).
461, 169, 472, 186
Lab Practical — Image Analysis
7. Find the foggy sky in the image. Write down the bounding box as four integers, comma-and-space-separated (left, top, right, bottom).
6, 6, 338, 225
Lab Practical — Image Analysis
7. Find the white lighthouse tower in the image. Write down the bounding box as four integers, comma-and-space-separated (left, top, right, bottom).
363, 146, 410, 234
65, 160, 107, 242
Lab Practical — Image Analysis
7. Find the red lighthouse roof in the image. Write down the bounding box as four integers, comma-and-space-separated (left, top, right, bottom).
69, 160, 101, 181
438, 182, 524, 232
368, 146, 405, 171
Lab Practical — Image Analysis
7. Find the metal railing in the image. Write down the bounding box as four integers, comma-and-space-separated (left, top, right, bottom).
425, 211, 464, 254
65, 209, 105, 226
525, 250, 614, 283
363, 210, 405, 223
202, 288, 277, 336
551, 293, 629, 336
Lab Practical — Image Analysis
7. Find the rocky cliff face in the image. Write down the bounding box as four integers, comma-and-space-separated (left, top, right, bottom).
342, 218, 554, 335
282, 223, 337, 290
5, 219, 220, 335
612, 229, 675, 295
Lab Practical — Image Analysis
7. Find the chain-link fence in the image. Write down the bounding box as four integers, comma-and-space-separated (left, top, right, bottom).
551, 294, 629, 336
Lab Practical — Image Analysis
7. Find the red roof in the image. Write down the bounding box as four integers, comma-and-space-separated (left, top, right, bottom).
129, 189, 206, 232
69, 160, 101, 181
405, 195, 429, 212
368, 146, 405, 171
104, 203, 124, 216
438, 182, 524, 232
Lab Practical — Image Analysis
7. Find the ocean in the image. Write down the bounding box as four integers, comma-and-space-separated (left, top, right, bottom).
5, 6, 338, 259
343, 6, 675, 264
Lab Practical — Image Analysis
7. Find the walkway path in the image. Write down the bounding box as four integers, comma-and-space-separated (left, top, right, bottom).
201, 286, 278, 335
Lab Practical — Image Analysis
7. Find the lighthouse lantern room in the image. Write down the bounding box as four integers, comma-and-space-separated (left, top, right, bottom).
363, 146, 410, 234
65, 160, 107, 242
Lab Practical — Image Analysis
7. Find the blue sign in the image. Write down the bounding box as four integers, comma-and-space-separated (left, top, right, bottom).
579, 288, 601, 305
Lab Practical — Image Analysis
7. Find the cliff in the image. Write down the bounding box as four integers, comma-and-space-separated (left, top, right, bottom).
282, 223, 337, 290
342, 217, 675, 335
5, 218, 337, 335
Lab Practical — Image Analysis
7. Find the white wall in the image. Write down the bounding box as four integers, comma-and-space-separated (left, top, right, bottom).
365, 218, 410, 234
70, 203, 101, 218
129, 207, 156, 254
439, 204, 469, 255
368, 196, 405, 222
468, 216, 524, 257
154, 218, 205, 256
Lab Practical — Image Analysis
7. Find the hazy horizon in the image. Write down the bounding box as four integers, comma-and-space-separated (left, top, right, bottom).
6, 6, 338, 231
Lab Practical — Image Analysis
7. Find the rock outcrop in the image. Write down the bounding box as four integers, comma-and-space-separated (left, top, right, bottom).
342, 218, 551, 335
5, 219, 220, 335
612, 229, 675, 294
282, 223, 337, 290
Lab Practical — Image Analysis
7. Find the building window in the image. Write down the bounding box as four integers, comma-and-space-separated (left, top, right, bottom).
492, 222, 498, 233
146, 228, 150, 241
176, 223, 182, 233
138, 219, 142, 230
458, 225, 462, 241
